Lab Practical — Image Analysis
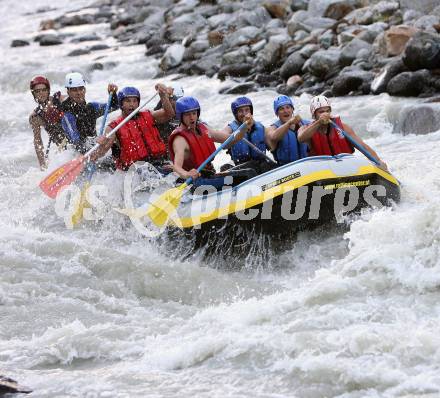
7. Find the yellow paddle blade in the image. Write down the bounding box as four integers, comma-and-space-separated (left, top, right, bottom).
71, 182, 90, 226
145, 183, 188, 227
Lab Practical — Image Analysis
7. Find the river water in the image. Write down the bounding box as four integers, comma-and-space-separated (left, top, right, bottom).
1, 1, 440, 397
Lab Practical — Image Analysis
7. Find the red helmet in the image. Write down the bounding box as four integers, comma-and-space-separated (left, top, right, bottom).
30, 76, 50, 91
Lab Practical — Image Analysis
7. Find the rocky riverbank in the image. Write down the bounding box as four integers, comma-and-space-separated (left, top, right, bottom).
13, 0, 440, 98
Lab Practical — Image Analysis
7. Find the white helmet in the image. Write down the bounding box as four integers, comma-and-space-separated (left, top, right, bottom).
65, 72, 86, 88
171, 84, 184, 99
310, 95, 331, 118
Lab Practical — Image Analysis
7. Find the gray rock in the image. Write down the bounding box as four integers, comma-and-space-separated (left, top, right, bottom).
287, 11, 309, 36
224, 26, 262, 48
386, 70, 428, 96
308, 0, 359, 17
291, 0, 309, 11
403, 9, 423, 23
218, 63, 254, 80
190, 39, 210, 53
306, 47, 341, 79
90, 44, 110, 51
332, 69, 374, 95
11, 39, 30, 47
258, 34, 286, 71
392, 103, 440, 135
0, 375, 32, 395
191, 53, 221, 76
161, 43, 185, 70
340, 38, 372, 66
68, 48, 91, 56
345, 7, 374, 25
222, 48, 248, 65
399, 0, 439, 14
280, 51, 307, 79
57, 13, 95, 26
250, 39, 267, 53
166, 13, 207, 42
207, 13, 234, 29
71, 33, 101, 42
402, 31, 440, 71
414, 15, 440, 33
294, 30, 310, 42
319, 30, 335, 49
299, 44, 320, 58
300, 16, 337, 33
266, 18, 285, 30
238, 7, 272, 27
36, 33, 63, 46
221, 83, 257, 95
356, 22, 387, 44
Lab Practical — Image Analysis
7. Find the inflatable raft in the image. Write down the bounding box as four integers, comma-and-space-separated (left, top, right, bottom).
162, 154, 400, 236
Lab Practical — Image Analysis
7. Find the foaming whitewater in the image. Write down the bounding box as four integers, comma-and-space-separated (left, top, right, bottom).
1, 1, 440, 397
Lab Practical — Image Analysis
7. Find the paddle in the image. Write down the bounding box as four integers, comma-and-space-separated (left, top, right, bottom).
329, 120, 380, 166
145, 122, 248, 227
39, 93, 158, 199
242, 137, 277, 165
71, 93, 113, 225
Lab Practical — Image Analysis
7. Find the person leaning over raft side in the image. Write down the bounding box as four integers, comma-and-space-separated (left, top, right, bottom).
168, 96, 253, 188
90, 84, 174, 171
265, 95, 309, 166
153, 84, 185, 147
60, 72, 118, 153
297, 95, 387, 170
221, 96, 269, 171
29, 76, 67, 170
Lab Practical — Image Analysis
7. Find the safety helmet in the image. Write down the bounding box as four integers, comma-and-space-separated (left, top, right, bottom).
65, 72, 86, 88
231, 97, 253, 118
273, 95, 294, 115
175, 96, 201, 121
117, 87, 140, 107
30, 76, 50, 92
310, 95, 331, 117
171, 84, 184, 99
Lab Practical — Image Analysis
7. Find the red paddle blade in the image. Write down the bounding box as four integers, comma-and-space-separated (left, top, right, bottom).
39, 157, 85, 199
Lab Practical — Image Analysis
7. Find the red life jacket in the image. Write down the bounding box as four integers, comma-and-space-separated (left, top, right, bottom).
310, 116, 354, 156
168, 122, 216, 171
110, 111, 167, 170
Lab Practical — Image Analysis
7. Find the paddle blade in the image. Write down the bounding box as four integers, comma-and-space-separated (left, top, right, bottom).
39, 157, 85, 199
70, 182, 90, 226
145, 183, 187, 227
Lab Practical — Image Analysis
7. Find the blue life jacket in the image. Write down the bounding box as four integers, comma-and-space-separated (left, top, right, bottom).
61, 112, 80, 144
228, 120, 266, 164
271, 119, 308, 165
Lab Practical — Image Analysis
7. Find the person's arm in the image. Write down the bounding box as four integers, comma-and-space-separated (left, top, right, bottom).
297, 113, 331, 144
265, 115, 302, 151
172, 135, 200, 180
209, 115, 253, 147
341, 123, 388, 170
90, 83, 119, 116
89, 125, 117, 161
30, 114, 47, 170
151, 83, 175, 124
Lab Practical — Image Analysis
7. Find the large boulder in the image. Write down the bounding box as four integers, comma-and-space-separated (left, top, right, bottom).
386, 70, 428, 96
280, 51, 307, 79
399, 0, 439, 14
370, 58, 406, 94
223, 26, 262, 47
392, 103, 440, 135
263, 0, 291, 19
340, 38, 372, 66
414, 15, 440, 33
306, 47, 341, 79
257, 34, 287, 71
160, 44, 185, 70
380, 25, 418, 57
307, 0, 361, 18
332, 69, 374, 95
165, 13, 207, 42
402, 31, 440, 70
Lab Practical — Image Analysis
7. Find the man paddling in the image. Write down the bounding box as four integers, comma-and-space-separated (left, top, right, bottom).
90, 84, 174, 170
297, 95, 387, 170
265, 95, 308, 166
60, 72, 119, 153
168, 96, 253, 184
29, 76, 67, 170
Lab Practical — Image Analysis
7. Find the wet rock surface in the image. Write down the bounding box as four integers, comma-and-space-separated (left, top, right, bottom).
26, 0, 440, 98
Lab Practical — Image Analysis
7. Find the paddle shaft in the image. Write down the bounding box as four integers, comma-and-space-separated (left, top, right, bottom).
185, 122, 247, 185
83, 92, 158, 161
329, 121, 380, 166
242, 137, 277, 165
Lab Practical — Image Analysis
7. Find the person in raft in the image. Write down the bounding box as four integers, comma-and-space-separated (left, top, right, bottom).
297, 95, 387, 170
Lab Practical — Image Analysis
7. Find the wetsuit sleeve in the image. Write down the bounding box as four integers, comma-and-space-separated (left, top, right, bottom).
61, 112, 81, 144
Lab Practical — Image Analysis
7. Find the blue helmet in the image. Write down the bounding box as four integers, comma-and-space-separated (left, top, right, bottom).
273, 95, 294, 115
175, 96, 201, 121
231, 97, 253, 118
118, 87, 140, 107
